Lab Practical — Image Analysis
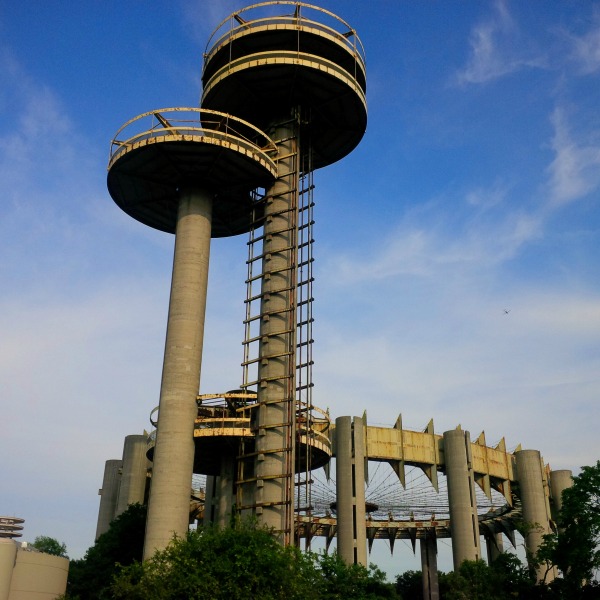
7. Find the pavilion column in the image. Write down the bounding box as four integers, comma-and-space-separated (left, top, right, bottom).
420, 530, 439, 600
515, 450, 555, 582
443, 429, 481, 569
335, 415, 367, 565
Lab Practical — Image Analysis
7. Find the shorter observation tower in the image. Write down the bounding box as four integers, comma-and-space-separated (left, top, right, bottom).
107, 108, 277, 558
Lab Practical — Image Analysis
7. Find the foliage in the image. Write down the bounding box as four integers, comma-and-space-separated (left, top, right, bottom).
112, 521, 399, 600
66, 503, 146, 600
396, 555, 541, 600
395, 569, 423, 599
536, 461, 600, 594
316, 551, 398, 599
31, 535, 68, 557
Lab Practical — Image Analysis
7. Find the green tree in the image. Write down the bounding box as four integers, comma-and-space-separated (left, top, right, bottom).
536, 461, 600, 594
67, 503, 146, 600
31, 535, 68, 557
316, 551, 398, 599
112, 521, 399, 600
395, 569, 423, 599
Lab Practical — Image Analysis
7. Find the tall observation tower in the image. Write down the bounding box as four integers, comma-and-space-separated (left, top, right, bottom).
201, 1, 366, 545
107, 1, 366, 558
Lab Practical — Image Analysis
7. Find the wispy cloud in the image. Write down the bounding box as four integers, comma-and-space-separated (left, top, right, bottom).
181, 0, 240, 47
569, 11, 600, 75
547, 107, 600, 206
322, 192, 543, 287
455, 0, 544, 85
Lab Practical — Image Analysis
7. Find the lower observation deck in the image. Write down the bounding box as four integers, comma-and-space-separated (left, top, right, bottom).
107, 108, 277, 236
147, 391, 332, 476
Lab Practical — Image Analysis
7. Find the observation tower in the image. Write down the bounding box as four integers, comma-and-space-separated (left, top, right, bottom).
106, 1, 366, 557
200, 1, 367, 544
107, 108, 277, 558
101, 7, 575, 598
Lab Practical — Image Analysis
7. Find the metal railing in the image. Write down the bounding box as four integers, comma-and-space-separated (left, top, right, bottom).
108, 107, 277, 169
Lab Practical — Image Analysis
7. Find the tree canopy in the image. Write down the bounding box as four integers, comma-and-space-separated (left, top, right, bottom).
112, 521, 398, 600
536, 461, 600, 595
66, 502, 146, 600
31, 535, 68, 558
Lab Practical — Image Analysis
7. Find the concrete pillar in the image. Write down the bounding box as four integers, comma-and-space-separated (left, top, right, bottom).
202, 475, 217, 526
143, 189, 212, 559
485, 532, 504, 563
515, 449, 553, 581
335, 416, 367, 566
443, 429, 481, 569
0, 539, 17, 600
115, 434, 149, 517
420, 532, 439, 600
549, 469, 572, 524
217, 455, 235, 528
254, 120, 297, 543
96, 459, 122, 539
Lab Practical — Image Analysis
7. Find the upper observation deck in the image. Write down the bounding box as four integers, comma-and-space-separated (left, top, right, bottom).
107, 108, 277, 236
201, 2, 367, 169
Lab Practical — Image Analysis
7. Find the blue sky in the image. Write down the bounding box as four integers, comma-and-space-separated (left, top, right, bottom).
1, 0, 599, 575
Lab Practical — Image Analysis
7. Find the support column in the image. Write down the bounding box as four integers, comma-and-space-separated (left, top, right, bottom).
96, 459, 122, 539
485, 532, 504, 563
144, 189, 212, 559
217, 455, 235, 528
116, 435, 149, 517
443, 429, 481, 569
515, 449, 553, 582
549, 469, 572, 524
420, 531, 439, 600
254, 119, 298, 543
203, 475, 218, 526
335, 416, 367, 566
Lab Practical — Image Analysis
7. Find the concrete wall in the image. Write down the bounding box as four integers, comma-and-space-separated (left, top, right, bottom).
0, 540, 17, 600
2, 548, 68, 600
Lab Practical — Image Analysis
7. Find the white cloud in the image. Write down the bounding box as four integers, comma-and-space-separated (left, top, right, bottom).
547, 107, 600, 205
455, 0, 544, 85
322, 192, 543, 287
570, 13, 600, 74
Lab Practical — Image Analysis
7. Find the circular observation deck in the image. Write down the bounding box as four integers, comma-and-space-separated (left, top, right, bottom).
201, 2, 367, 169
146, 391, 332, 476
0, 517, 24, 539
107, 108, 277, 236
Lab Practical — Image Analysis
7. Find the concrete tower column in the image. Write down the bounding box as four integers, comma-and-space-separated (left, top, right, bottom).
420, 531, 439, 600
485, 532, 504, 563
96, 459, 122, 539
254, 119, 297, 542
115, 434, 149, 517
443, 429, 481, 569
144, 189, 212, 559
515, 449, 553, 581
203, 475, 218, 526
217, 455, 235, 528
335, 416, 367, 566
0, 539, 17, 600
549, 469, 573, 523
